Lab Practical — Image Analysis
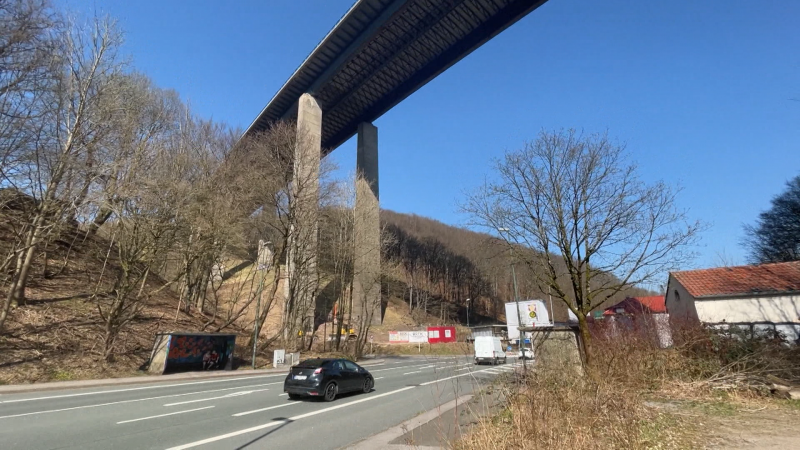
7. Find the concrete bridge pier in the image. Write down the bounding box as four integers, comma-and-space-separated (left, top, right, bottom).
287, 95, 382, 336
353, 122, 382, 326
290, 93, 321, 335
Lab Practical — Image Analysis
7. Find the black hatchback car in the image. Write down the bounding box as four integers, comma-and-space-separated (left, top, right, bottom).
284, 358, 374, 401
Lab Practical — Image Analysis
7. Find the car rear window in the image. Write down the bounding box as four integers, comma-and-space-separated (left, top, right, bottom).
295, 358, 332, 368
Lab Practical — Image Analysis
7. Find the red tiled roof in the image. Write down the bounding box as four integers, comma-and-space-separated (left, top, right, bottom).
672, 261, 800, 298
603, 296, 666, 315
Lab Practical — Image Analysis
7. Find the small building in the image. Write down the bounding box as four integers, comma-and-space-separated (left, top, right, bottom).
603, 296, 667, 316
597, 296, 672, 348
665, 261, 800, 343
467, 324, 507, 342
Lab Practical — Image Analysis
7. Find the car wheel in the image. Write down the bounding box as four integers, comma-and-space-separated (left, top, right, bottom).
362, 377, 373, 394
288, 393, 301, 400
323, 382, 338, 402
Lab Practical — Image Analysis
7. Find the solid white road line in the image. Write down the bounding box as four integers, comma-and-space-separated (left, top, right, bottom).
163, 388, 270, 407
0, 375, 287, 404
403, 371, 421, 375
117, 406, 215, 424
232, 402, 295, 417
374, 377, 384, 380
167, 386, 416, 450
0, 382, 281, 420
278, 393, 287, 396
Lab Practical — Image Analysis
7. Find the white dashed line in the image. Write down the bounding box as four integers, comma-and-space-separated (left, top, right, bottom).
117, 406, 214, 424
169, 387, 415, 449
163, 388, 270, 407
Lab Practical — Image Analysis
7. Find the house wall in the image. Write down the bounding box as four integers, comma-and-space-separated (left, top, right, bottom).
694, 293, 800, 324
665, 274, 699, 325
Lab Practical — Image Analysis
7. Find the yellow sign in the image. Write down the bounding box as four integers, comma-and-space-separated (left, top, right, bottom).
528, 303, 537, 319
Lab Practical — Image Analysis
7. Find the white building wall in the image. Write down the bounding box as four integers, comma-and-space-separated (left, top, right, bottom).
694, 294, 800, 324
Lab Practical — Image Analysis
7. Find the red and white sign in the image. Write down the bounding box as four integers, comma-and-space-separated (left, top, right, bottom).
427, 326, 456, 344
388, 331, 409, 343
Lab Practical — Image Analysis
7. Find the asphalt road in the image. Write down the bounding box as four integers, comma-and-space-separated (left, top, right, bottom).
0, 355, 523, 450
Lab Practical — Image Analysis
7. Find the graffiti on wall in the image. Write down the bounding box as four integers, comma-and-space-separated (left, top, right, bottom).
165, 334, 236, 373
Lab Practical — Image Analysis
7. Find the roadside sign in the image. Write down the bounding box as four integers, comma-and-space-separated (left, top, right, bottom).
408, 331, 428, 343
507, 346, 512, 352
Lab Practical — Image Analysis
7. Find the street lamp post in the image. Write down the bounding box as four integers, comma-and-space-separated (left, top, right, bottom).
511, 264, 527, 374
466, 298, 470, 328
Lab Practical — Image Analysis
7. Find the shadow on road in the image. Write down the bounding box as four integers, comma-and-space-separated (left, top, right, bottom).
234, 418, 292, 449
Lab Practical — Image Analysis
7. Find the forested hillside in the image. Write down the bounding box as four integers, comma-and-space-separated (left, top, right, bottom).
381, 210, 654, 323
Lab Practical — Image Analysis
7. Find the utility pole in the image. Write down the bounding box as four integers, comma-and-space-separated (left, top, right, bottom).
511, 264, 527, 375
466, 298, 470, 328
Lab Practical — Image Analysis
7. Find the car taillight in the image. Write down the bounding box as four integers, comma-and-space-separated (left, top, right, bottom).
313, 368, 323, 375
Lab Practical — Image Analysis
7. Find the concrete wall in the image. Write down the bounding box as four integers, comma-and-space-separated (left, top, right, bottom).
530, 329, 582, 374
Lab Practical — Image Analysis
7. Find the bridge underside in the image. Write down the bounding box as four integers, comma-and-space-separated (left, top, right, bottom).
245, 0, 548, 332
245, 0, 548, 153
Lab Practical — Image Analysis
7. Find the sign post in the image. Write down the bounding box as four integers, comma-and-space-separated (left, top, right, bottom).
511, 264, 527, 375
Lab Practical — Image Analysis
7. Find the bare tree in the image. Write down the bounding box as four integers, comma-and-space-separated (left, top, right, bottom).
463, 129, 701, 365
234, 122, 335, 352
1, 14, 124, 330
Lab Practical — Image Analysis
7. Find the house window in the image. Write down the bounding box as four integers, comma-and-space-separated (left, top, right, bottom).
674, 290, 681, 302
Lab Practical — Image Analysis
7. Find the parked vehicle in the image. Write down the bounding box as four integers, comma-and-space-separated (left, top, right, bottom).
474, 336, 507, 365
284, 358, 374, 402
518, 347, 534, 359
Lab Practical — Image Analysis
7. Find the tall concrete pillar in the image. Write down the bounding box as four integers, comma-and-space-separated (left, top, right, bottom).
353, 122, 381, 326
289, 93, 321, 336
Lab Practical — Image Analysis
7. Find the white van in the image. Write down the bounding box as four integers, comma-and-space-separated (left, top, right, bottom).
474, 336, 507, 365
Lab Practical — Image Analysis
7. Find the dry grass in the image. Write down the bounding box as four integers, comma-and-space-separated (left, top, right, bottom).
456, 325, 800, 450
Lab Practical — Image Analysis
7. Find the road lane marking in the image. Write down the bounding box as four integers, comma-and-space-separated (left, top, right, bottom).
117, 406, 215, 424
374, 377, 384, 380
0, 375, 287, 404
453, 367, 472, 372
278, 393, 287, 396
168, 386, 415, 450
163, 388, 270, 407
232, 402, 295, 417
0, 382, 282, 420
367, 363, 436, 373
403, 371, 421, 375
419, 368, 496, 386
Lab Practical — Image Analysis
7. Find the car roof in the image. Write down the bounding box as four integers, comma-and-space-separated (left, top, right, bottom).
296, 358, 336, 367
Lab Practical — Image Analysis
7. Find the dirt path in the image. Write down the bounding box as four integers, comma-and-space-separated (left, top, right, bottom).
705, 406, 800, 449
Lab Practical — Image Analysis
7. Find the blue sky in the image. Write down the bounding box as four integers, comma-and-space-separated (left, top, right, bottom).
60, 0, 799, 274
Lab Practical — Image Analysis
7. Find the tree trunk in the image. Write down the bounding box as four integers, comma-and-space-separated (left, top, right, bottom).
88, 206, 114, 235
10, 221, 43, 307
576, 312, 592, 367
